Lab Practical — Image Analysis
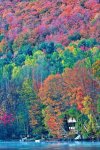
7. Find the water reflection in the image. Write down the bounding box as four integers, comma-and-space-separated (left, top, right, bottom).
0, 141, 100, 150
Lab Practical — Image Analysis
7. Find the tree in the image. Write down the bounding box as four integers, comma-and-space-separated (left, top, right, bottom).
39, 74, 70, 137
92, 60, 100, 80
18, 78, 36, 136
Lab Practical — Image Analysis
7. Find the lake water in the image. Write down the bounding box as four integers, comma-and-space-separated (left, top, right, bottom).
0, 141, 100, 150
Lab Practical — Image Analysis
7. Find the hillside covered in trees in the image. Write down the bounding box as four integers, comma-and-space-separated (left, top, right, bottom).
0, 0, 100, 140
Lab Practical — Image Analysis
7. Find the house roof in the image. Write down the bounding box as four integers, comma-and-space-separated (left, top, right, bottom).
68, 118, 76, 123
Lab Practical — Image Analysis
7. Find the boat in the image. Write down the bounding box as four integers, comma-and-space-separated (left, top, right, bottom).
35, 139, 40, 143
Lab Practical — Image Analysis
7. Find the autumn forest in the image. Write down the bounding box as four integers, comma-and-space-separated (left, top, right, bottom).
0, 0, 100, 140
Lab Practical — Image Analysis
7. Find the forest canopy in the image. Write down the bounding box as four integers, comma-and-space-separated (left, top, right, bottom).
0, 0, 100, 139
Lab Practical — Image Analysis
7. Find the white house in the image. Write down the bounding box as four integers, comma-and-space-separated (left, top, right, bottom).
68, 118, 77, 130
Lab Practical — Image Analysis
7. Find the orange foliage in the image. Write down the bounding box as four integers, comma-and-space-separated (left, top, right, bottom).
44, 107, 63, 138
62, 62, 100, 113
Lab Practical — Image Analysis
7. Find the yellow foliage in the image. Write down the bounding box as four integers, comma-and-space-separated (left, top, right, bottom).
68, 46, 75, 52
82, 96, 92, 115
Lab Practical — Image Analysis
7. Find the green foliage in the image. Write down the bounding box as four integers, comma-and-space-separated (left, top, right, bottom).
61, 49, 76, 68
68, 32, 81, 41
76, 114, 88, 136
0, 38, 99, 139
6, 51, 13, 60
12, 65, 21, 79
78, 38, 97, 49
0, 0, 99, 139
3, 64, 14, 80
87, 114, 97, 136
39, 42, 55, 54
14, 54, 26, 66
0, 34, 4, 42
0, 11, 99, 139
18, 44, 33, 56
97, 96, 100, 114
19, 79, 36, 106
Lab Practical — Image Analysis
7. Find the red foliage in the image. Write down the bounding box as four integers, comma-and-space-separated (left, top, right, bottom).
0, 0, 99, 45
0, 110, 14, 125
62, 62, 100, 112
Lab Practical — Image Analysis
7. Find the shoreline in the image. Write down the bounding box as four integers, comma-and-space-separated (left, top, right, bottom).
0, 138, 100, 142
